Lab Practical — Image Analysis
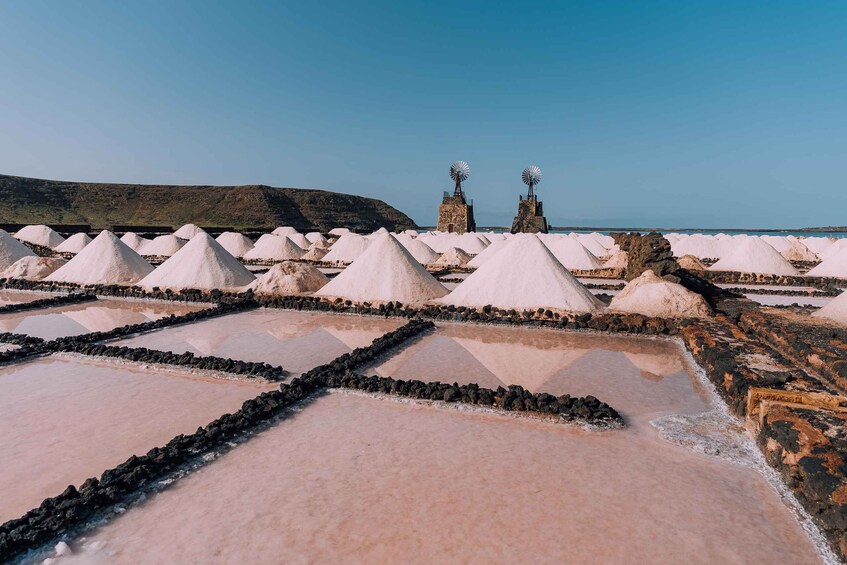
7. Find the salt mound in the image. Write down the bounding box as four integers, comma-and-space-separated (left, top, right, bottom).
216, 232, 254, 257
137, 233, 255, 291
806, 247, 847, 279
780, 239, 818, 262
47, 231, 154, 285
677, 255, 707, 271
401, 239, 440, 265
366, 227, 390, 239
802, 237, 835, 256
306, 232, 327, 244
248, 261, 329, 295
120, 232, 149, 252
309, 238, 331, 250
321, 233, 370, 264
315, 234, 448, 303
543, 236, 603, 270
173, 224, 206, 240
1, 256, 67, 280
243, 235, 305, 261
709, 238, 798, 276
467, 238, 510, 268
0, 229, 36, 270
272, 226, 299, 237
329, 227, 350, 236
55, 233, 92, 254
141, 235, 186, 257
14, 225, 65, 249
820, 239, 847, 261
442, 234, 602, 312
603, 251, 628, 270
575, 234, 609, 258
609, 271, 711, 318
302, 247, 328, 261
812, 291, 847, 324
434, 247, 472, 267
671, 235, 725, 260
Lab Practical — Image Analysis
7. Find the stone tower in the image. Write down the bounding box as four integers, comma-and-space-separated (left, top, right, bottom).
437, 161, 476, 234
511, 195, 549, 233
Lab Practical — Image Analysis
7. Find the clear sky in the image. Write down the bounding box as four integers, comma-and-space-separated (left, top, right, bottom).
1, 1, 845, 229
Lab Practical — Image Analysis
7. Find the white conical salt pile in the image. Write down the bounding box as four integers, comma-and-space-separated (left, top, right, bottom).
0, 229, 36, 270
760, 235, 791, 253
780, 239, 818, 262
575, 234, 609, 258
609, 271, 711, 318
820, 239, 847, 261
366, 227, 390, 240
1, 256, 67, 280
309, 238, 331, 250
543, 236, 604, 270
215, 232, 254, 258
434, 247, 472, 267
315, 234, 448, 303
321, 233, 370, 264
677, 255, 708, 271
812, 290, 847, 324
301, 247, 328, 261
329, 227, 350, 236
247, 262, 329, 295
441, 234, 602, 312
120, 232, 149, 252
47, 231, 154, 285
14, 225, 65, 249
806, 247, 847, 279
802, 237, 835, 257
467, 238, 510, 268
173, 224, 206, 240
141, 235, 186, 257
671, 235, 726, 260
401, 239, 440, 265
55, 233, 92, 254
603, 251, 628, 270
287, 233, 311, 249
456, 233, 489, 254
136, 233, 255, 291
272, 226, 299, 237
306, 232, 327, 244
243, 235, 305, 261
709, 238, 798, 275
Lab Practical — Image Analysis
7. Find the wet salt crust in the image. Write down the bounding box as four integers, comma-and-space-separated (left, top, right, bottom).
59, 393, 820, 564
111, 309, 405, 376
0, 298, 206, 340
0, 355, 275, 523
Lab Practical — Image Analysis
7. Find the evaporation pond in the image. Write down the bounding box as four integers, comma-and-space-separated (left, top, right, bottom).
367, 322, 709, 422
60, 393, 820, 563
0, 298, 208, 340
0, 289, 58, 306
112, 309, 405, 376
0, 354, 275, 523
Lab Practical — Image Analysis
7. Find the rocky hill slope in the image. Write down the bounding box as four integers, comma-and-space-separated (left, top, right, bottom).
0, 174, 417, 232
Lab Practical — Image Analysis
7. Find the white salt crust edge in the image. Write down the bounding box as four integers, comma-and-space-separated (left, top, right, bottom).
651, 340, 841, 565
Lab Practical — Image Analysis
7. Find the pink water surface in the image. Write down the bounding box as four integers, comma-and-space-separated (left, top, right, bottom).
112, 309, 405, 376
0, 355, 275, 523
0, 290, 57, 306
368, 322, 708, 423
0, 298, 207, 340
61, 393, 820, 564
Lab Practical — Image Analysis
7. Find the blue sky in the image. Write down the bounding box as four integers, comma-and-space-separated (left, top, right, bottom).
1, 1, 845, 228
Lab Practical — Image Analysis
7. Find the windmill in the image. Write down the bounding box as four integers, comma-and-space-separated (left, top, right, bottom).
522, 165, 542, 200
450, 160, 470, 197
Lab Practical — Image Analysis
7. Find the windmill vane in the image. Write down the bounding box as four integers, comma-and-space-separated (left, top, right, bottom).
449, 161, 470, 183
522, 165, 542, 187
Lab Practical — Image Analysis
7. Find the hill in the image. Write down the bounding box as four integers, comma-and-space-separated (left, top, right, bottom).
0, 174, 417, 232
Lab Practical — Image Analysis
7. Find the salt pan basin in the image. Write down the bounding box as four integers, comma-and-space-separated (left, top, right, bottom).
0, 298, 207, 340
61, 392, 820, 563
0, 289, 57, 306
112, 309, 404, 376
0, 355, 275, 523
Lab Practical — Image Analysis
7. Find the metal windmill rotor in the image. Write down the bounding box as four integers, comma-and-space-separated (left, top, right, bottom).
522, 165, 542, 199
449, 160, 470, 195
